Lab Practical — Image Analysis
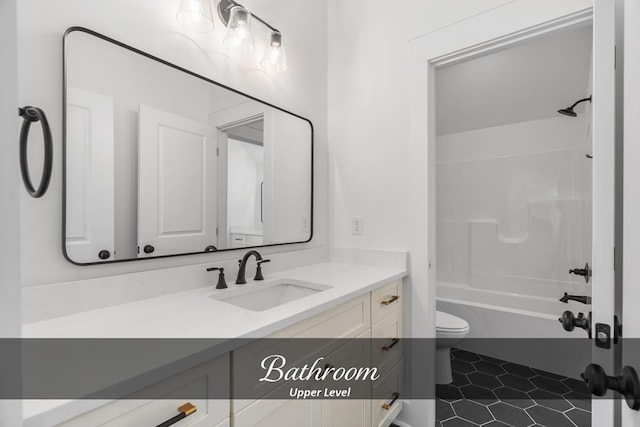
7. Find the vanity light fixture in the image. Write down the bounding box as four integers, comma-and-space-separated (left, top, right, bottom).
176, 0, 215, 32
222, 5, 254, 53
217, 0, 287, 72
260, 30, 287, 73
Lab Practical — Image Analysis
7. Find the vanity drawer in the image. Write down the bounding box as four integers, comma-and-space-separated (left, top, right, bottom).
58, 356, 230, 427
371, 280, 402, 323
372, 314, 403, 373
246, 235, 263, 246
231, 234, 247, 248
371, 360, 403, 427
270, 294, 370, 339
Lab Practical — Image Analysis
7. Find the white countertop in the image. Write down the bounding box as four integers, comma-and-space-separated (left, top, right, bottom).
22, 261, 407, 426
23, 262, 406, 338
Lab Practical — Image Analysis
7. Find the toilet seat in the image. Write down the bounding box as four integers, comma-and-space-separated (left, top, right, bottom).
436, 311, 469, 333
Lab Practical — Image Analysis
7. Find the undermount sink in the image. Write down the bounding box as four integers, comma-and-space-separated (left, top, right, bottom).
210, 280, 331, 312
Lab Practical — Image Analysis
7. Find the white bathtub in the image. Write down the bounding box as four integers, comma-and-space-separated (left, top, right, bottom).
437, 282, 591, 378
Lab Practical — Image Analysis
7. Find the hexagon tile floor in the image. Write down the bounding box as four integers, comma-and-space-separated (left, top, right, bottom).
436, 348, 592, 427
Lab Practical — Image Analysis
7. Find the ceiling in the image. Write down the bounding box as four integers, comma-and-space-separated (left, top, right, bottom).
435, 24, 593, 136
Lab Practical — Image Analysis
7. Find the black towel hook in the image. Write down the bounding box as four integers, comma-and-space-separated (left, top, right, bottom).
18, 106, 53, 198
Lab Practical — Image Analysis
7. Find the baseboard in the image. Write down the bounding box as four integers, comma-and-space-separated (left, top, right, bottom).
392, 420, 412, 427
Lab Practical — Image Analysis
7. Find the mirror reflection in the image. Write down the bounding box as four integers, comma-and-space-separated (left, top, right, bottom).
64, 28, 312, 264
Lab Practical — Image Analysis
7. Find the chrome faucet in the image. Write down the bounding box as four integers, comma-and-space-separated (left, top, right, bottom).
236, 250, 263, 284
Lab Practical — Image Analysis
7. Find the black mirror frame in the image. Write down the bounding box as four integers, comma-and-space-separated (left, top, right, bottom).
62, 26, 313, 266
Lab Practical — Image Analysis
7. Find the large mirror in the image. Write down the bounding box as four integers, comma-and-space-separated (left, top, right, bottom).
63, 27, 312, 264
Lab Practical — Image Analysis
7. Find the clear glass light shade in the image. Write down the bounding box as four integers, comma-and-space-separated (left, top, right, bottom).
176, 0, 214, 32
223, 6, 254, 54
260, 31, 287, 73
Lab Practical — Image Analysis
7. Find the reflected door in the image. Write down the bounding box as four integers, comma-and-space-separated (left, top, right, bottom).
138, 105, 218, 257
65, 88, 115, 263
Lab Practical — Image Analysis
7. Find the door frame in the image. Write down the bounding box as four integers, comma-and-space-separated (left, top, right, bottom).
407, 1, 599, 426
217, 114, 265, 249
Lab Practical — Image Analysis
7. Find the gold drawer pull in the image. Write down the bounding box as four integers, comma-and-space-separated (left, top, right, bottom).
382, 392, 400, 410
380, 295, 399, 306
381, 338, 400, 352
155, 402, 197, 427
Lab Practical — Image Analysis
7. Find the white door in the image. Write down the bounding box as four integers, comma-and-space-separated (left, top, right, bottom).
622, 0, 640, 425
138, 105, 218, 257
65, 88, 115, 263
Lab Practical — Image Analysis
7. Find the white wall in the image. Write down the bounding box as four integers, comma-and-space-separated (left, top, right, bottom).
327, 0, 518, 251
436, 117, 592, 298
0, 0, 22, 423
227, 138, 263, 232
18, 0, 328, 286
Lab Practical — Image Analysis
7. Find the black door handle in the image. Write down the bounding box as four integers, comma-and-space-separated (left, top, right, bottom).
582, 364, 640, 410
18, 106, 53, 198
98, 250, 111, 260
144, 245, 155, 254
559, 311, 592, 338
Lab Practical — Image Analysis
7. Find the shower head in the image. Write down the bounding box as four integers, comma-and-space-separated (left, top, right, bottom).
558, 96, 592, 117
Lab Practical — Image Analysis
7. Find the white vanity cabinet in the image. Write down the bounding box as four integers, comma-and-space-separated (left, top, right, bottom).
55, 279, 404, 427
234, 279, 404, 427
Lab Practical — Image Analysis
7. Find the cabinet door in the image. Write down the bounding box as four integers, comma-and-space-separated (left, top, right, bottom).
320, 330, 372, 427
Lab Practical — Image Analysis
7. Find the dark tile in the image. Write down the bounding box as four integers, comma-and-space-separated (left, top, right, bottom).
489, 402, 534, 427
502, 362, 537, 379
531, 375, 572, 394
484, 422, 510, 427
498, 374, 536, 392
452, 399, 493, 425
467, 371, 502, 389
442, 418, 477, 427
453, 349, 482, 363
529, 388, 572, 412
563, 377, 590, 395
437, 399, 455, 421
566, 408, 591, 427
452, 359, 476, 374
532, 368, 566, 381
493, 387, 534, 409
437, 384, 464, 401
528, 388, 573, 412
460, 384, 498, 404
452, 371, 470, 387
479, 354, 507, 365
474, 360, 506, 376
526, 405, 575, 427
564, 391, 592, 411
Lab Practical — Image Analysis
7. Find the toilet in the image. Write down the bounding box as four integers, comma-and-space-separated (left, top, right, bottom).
436, 311, 470, 384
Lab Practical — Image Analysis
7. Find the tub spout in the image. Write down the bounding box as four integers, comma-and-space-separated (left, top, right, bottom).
559, 292, 592, 305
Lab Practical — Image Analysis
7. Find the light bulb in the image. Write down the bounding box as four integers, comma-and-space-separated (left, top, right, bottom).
260, 31, 287, 73
223, 5, 254, 54
176, 0, 214, 32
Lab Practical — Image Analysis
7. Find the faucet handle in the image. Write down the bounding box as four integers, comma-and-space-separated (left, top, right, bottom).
206, 267, 228, 289
255, 259, 271, 281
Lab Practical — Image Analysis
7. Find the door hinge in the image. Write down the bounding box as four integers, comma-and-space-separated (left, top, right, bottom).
217, 148, 220, 156
216, 227, 219, 236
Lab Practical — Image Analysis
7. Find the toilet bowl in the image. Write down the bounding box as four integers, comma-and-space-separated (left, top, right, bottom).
436, 311, 470, 384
